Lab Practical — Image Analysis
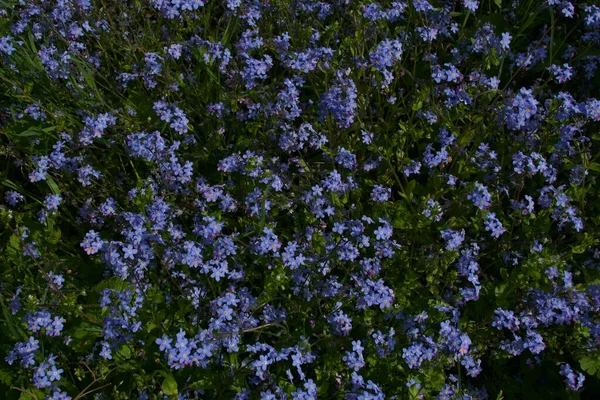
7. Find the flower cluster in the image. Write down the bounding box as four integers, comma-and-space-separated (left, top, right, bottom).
2, 0, 600, 398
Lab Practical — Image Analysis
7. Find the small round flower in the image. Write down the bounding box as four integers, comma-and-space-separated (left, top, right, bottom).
45, 194, 62, 211
371, 185, 391, 202
5, 191, 25, 206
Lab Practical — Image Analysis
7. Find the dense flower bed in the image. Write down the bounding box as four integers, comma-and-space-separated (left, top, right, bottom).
1, 0, 600, 398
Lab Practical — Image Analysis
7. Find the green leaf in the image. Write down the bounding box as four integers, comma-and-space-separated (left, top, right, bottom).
495, 283, 507, 298
96, 276, 130, 293
588, 163, 600, 173
47, 177, 61, 195
15, 130, 41, 137
579, 353, 600, 376
1, 301, 24, 340
0, 368, 13, 387
188, 379, 208, 390
424, 368, 445, 390
15, 126, 56, 137
18, 389, 45, 400
409, 384, 421, 399
9, 234, 21, 254
47, 227, 61, 244
115, 344, 132, 360
1, 179, 21, 192
405, 180, 417, 200
162, 375, 178, 396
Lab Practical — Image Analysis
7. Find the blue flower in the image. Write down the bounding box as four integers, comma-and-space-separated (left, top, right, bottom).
463, 0, 479, 12
0, 36, 16, 55
560, 364, 585, 391
371, 185, 391, 202
467, 183, 492, 210
5, 190, 24, 206
44, 194, 62, 211
441, 229, 465, 251
122, 244, 137, 260
319, 69, 358, 129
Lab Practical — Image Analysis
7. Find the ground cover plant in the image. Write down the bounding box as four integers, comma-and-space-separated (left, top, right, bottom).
1, 0, 600, 398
